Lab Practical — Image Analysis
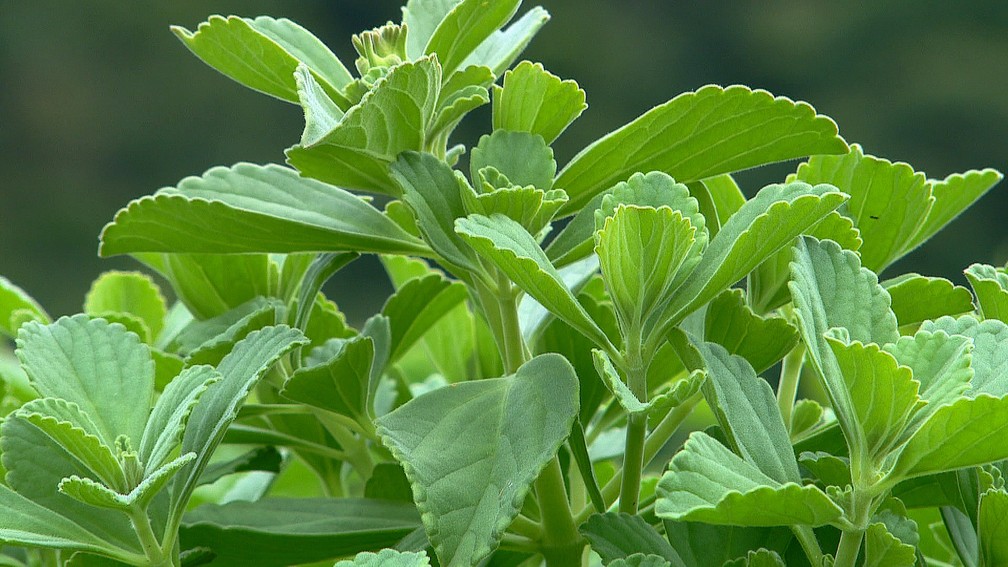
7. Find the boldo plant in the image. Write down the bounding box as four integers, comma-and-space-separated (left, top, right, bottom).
0, 1, 1005, 566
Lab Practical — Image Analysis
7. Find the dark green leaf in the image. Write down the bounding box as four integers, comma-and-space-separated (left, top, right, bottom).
579, 513, 685, 566
703, 289, 798, 373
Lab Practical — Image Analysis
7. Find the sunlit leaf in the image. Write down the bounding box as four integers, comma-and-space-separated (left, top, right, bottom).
883, 330, 972, 429
424, 0, 520, 78
922, 316, 1008, 398
979, 489, 1008, 567
84, 271, 167, 342
965, 263, 1008, 323
910, 168, 1003, 253
882, 273, 974, 328
864, 522, 916, 567
471, 130, 557, 191
493, 61, 586, 143
0, 276, 49, 338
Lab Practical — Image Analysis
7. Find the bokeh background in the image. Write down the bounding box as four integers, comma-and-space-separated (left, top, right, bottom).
2, 1, 1007, 324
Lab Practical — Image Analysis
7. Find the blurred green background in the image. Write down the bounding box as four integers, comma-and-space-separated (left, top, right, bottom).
2, 1, 1006, 324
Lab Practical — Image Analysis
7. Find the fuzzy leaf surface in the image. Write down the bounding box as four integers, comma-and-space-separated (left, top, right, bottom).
335, 550, 431, 567
922, 316, 1008, 398
883, 330, 973, 429
470, 130, 557, 190
140, 365, 220, 473
911, 168, 1003, 252
966, 264, 1008, 323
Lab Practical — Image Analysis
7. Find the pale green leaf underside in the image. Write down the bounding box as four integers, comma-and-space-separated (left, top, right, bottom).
456, 213, 612, 350
792, 144, 932, 272
295, 65, 344, 147
381, 273, 468, 363
922, 316, 1008, 398
459, 7, 550, 76
84, 271, 167, 342
965, 263, 1008, 323
655, 432, 842, 527
864, 523, 916, 567
16, 315, 154, 447
287, 57, 441, 195
376, 354, 579, 567
882, 273, 974, 328
402, 0, 464, 59
493, 60, 586, 143
100, 163, 427, 257
883, 330, 972, 428
0, 276, 49, 338
282, 337, 374, 421
335, 549, 431, 567
556, 84, 848, 215
656, 183, 847, 332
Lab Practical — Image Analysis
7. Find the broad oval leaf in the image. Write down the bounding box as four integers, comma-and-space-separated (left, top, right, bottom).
376, 353, 579, 567
492, 61, 586, 143
84, 271, 167, 342
556, 85, 848, 216
281, 337, 374, 422
16, 315, 154, 446
0, 276, 49, 338
882, 273, 974, 328
883, 330, 972, 428
100, 163, 427, 256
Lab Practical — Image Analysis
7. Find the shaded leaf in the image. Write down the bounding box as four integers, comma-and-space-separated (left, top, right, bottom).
704, 289, 798, 373
864, 522, 916, 567
0, 483, 121, 555
610, 555, 672, 567
578, 513, 685, 566
493, 61, 586, 143
382, 273, 468, 363
663, 521, 790, 567
723, 550, 786, 567
159, 254, 273, 320
282, 337, 374, 422
140, 365, 221, 473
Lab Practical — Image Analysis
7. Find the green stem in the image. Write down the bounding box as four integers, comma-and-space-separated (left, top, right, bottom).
619, 412, 647, 514
833, 527, 865, 567
508, 514, 543, 539
535, 458, 584, 567
129, 506, 172, 567
791, 525, 826, 566
777, 342, 806, 431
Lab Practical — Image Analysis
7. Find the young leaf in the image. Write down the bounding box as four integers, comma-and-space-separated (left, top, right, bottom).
391, 151, 481, 274
184, 300, 282, 367
294, 65, 346, 147
978, 489, 1008, 567
470, 130, 557, 190
922, 316, 1008, 398
381, 273, 468, 364
281, 337, 374, 422
883, 330, 972, 428
16, 315, 154, 447
171, 16, 353, 105
139, 365, 221, 473
286, 58, 441, 195
335, 550, 431, 567
84, 271, 167, 341
100, 164, 428, 257
456, 213, 613, 350
965, 264, 1008, 323
180, 498, 422, 567
882, 274, 974, 328
864, 522, 917, 567
375, 354, 579, 567
424, 0, 520, 78
911, 168, 1003, 250
459, 7, 551, 76
610, 555, 673, 567
578, 513, 686, 566
555, 85, 848, 215
655, 432, 842, 527
703, 289, 799, 373
0, 276, 49, 338
492, 61, 586, 143
654, 182, 847, 333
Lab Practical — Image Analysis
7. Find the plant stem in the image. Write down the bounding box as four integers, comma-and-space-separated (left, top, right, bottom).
535, 457, 584, 567
128, 506, 173, 567
791, 525, 826, 566
618, 328, 648, 514
509, 514, 543, 539
777, 342, 805, 431
833, 527, 865, 567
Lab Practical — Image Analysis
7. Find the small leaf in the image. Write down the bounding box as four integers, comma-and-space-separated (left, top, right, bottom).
882, 273, 974, 328
282, 337, 374, 422
286, 58, 441, 195
864, 523, 916, 567
556, 85, 848, 216
460, 7, 551, 76
609, 555, 673, 567
424, 0, 520, 78
798, 452, 851, 487
294, 65, 345, 147
335, 549, 431, 567
382, 273, 469, 363
922, 316, 1008, 398
978, 489, 1008, 567
578, 513, 685, 566
376, 354, 579, 567
471, 130, 557, 190
84, 271, 167, 341
492, 61, 586, 143
965, 264, 1008, 323
703, 289, 799, 373
0, 276, 49, 337
723, 550, 786, 567
183, 299, 282, 367
792, 144, 932, 272
655, 432, 842, 527
140, 365, 221, 473
911, 168, 1004, 253
16, 315, 154, 446
456, 213, 612, 350
58, 476, 130, 511
101, 164, 427, 256
430, 83, 490, 140
180, 498, 422, 567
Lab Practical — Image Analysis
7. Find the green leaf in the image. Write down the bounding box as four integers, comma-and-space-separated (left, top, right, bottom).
723, 550, 786, 567
282, 336, 374, 422
798, 451, 851, 486
979, 489, 1008, 567
655, 432, 842, 527
172, 326, 308, 515
492, 61, 586, 143
471, 130, 557, 191
84, 271, 167, 341
883, 330, 972, 428
140, 365, 221, 473
889, 394, 1008, 480
14, 399, 124, 489
382, 273, 468, 363
16, 315, 153, 446
463, 184, 568, 237
294, 64, 346, 147
791, 144, 932, 272
922, 316, 1008, 398
654, 182, 847, 333
703, 289, 798, 373
966, 264, 1008, 323
197, 446, 283, 487
578, 513, 685, 566
100, 163, 427, 256
460, 7, 551, 76
911, 168, 1004, 253
519, 255, 601, 345
864, 522, 916, 567
172, 16, 352, 105
0, 276, 49, 337
0, 483, 121, 555
690, 338, 800, 484
180, 498, 422, 567
663, 522, 791, 567
609, 555, 673, 567
826, 335, 920, 459
335, 549, 431, 567
430, 83, 490, 140
597, 205, 699, 330
882, 274, 974, 328
456, 214, 612, 350
391, 151, 481, 273
286, 57, 441, 195
402, 0, 464, 59
790, 237, 899, 462
158, 254, 273, 320
556, 85, 848, 215
376, 354, 579, 567
184, 300, 282, 367
424, 0, 520, 78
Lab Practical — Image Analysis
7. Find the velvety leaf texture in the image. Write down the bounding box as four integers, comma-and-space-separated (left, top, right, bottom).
922, 316, 1008, 398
